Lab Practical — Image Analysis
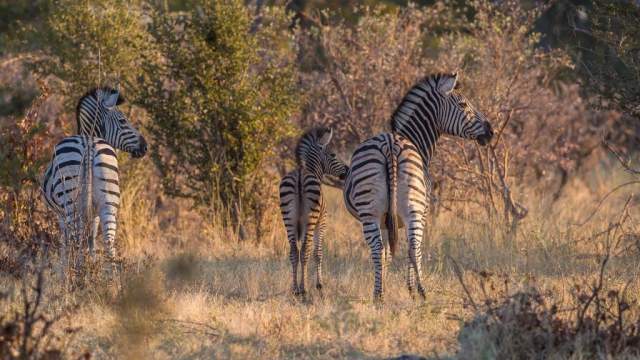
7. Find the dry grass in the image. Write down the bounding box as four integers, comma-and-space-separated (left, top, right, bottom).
0, 163, 638, 359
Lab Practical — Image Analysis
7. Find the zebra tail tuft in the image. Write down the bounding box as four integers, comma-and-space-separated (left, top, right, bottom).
386, 134, 398, 257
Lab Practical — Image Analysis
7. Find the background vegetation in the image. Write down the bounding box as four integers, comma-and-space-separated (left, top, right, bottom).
0, 0, 638, 358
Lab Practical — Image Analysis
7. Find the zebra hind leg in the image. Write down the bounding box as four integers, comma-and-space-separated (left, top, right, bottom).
299, 226, 315, 297
288, 233, 300, 296
99, 207, 119, 279
407, 217, 427, 300
313, 210, 328, 297
381, 228, 392, 274
89, 216, 99, 260
406, 260, 416, 299
57, 216, 70, 286
362, 220, 385, 303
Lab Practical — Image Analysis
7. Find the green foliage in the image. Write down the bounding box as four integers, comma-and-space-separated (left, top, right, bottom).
138, 0, 298, 211
37, 0, 152, 97
584, 1, 640, 118
0, 0, 49, 54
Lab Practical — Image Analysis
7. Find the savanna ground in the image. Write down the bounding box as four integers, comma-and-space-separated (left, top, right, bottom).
1, 0, 640, 358
2, 161, 638, 359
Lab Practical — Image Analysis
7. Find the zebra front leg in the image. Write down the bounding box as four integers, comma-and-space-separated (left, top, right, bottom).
363, 221, 385, 303
313, 210, 328, 295
407, 215, 426, 300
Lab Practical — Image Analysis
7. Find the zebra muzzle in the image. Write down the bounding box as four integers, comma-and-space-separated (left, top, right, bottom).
131, 136, 148, 158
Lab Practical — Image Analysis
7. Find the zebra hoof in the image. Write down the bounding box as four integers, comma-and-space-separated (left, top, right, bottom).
373, 292, 384, 306
418, 288, 426, 300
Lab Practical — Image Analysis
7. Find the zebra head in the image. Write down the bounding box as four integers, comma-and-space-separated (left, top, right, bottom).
296, 127, 349, 182
434, 73, 494, 146
76, 87, 148, 158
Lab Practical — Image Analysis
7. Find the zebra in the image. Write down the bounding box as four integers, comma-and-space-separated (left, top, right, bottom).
42, 87, 147, 275
343, 73, 494, 301
279, 127, 349, 296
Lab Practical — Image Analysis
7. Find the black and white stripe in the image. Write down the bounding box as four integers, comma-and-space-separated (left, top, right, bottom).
42, 87, 147, 273
279, 127, 349, 296
343, 73, 494, 301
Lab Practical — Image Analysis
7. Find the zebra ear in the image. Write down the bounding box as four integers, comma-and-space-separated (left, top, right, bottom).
438, 73, 458, 95
318, 128, 333, 146
103, 90, 120, 109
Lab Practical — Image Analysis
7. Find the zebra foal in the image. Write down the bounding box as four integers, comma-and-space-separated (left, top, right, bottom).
42, 87, 147, 275
343, 73, 494, 301
279, 127, 349, 296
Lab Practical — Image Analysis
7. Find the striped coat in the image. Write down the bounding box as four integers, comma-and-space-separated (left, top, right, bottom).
343, 73, 494, 301
42, 87, 147, 274
279, 127, 349, 296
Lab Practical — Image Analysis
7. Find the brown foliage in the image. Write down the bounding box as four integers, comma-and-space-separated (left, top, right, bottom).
455, 196, 640, 359
0, 270, 82, 359
295, 1, 617, 236
0, 79, 58, 269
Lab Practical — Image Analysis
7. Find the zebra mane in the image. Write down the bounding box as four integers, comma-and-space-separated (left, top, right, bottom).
390, 73, 458, 131
75, 87, 126, 128
295, 126, 332, 167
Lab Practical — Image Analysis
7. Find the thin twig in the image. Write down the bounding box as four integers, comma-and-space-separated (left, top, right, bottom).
447, 255, 478, 312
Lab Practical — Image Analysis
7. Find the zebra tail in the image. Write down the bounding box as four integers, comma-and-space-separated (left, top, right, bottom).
386, 134, 398, 257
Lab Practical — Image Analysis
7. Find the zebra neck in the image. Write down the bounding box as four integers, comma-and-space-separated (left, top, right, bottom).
391, 97, 441, 164
78, 111, 104, 138
300, 166, 323, 181
394, 127, 439, 164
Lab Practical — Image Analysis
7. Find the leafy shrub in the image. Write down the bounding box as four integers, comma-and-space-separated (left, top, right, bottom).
0, 81, 57, 257
138, 1, 298, 235
37, 0, 152, 97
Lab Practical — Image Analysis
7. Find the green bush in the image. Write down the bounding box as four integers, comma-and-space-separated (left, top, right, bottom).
37, 0, 152, 97
137, 0, 298, 219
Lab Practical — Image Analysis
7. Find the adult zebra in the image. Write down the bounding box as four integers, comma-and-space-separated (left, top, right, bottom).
42, 87, 147, 274
343, 73, 494, 301
279, 127, 349, 296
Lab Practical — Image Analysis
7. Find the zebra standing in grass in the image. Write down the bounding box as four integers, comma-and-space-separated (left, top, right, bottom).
343, 73, 494, 301
279, 127, 349, 296
42, 87, 147, 274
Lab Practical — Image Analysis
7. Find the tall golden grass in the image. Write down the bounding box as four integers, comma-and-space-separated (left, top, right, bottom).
1, 158, 637, 358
